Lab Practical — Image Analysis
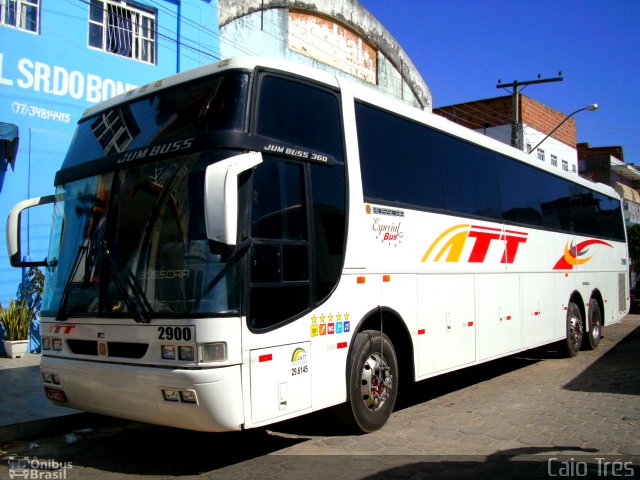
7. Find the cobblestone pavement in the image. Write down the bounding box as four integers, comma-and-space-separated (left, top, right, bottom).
1, 315, 639, 479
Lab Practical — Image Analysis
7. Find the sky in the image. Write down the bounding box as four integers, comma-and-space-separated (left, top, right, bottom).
359, 0, 640, 162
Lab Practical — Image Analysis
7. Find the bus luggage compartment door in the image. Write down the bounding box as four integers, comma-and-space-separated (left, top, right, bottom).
249, 342, 311, 424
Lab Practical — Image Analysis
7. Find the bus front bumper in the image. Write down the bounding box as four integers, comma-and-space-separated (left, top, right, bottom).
40, 356, 245, 432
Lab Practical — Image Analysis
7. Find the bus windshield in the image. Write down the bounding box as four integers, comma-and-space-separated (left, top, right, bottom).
41, 71, 252, 320
62, 71, 249, 169
43, 153, 241, 319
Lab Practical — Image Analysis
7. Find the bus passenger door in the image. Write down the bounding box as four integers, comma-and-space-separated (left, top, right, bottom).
417, 275, 476, 376
249, 342, 312, 425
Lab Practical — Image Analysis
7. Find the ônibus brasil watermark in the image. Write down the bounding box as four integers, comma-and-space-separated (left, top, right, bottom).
7, 456, 73, 479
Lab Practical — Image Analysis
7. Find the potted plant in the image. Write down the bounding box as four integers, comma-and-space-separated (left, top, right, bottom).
0, 299, 32, 358
0, 267, 43, 358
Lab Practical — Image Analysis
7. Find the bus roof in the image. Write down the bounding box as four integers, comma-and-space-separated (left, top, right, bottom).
80, 56, 620, 201
79, 56, 341, 121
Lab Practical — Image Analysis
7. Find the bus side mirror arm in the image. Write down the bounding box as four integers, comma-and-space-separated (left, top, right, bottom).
6, 194, 57, 267
204, 152, 263, 245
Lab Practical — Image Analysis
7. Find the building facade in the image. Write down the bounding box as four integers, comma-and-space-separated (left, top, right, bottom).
218, 0, 431, 110
435, 95, 581, 174
0, 0, 220, 328
578, 143, 640, 226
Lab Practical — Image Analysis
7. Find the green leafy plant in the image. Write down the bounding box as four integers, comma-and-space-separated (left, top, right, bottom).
0, 299, 32, 341
17, 267, 44, 316
0, 267, 43, 342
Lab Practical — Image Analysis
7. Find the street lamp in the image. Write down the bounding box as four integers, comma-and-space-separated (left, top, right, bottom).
530, 103, 598, 153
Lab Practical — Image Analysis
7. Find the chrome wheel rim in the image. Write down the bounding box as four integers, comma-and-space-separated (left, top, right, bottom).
569, 312, 583, 351
360, 352, 392, 411
590, 309, 601, 339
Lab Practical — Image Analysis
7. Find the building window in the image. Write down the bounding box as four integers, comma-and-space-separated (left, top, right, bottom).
550, 154, 558, 167
537, 149, 545, 162
0, 0, 40, 33
88, 0, 156, 64
562, 160, 568, 171
526, 143, 532, 153
571, 164, 576, 173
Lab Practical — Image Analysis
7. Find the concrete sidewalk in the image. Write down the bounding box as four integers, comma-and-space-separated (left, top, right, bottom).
0, 353, 106, 442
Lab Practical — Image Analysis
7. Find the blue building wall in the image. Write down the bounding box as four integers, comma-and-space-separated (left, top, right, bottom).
0, 0, 220, 352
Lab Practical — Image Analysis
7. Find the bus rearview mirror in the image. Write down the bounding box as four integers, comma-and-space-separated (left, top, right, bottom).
6, 194, 57, 267
204, 151, 263, 245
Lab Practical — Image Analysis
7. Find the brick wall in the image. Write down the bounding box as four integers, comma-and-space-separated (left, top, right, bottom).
435, 95, 578, 149
434, 96, 512, 130
521, 97, 577, 148
577, 142, 624, 162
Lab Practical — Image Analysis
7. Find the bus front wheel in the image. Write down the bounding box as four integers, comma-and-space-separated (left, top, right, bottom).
564, 301, 583, 357
335, 330, 398, 433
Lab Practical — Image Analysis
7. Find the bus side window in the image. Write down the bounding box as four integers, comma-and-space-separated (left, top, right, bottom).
254, 73, 344, 162
249, 159, 310, 329
248, 74, 347, 330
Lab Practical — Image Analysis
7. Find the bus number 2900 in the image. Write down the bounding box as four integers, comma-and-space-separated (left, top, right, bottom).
157, 327, 192, 341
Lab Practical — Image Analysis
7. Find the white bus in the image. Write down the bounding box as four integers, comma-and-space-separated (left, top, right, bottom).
7, 57, 629, 434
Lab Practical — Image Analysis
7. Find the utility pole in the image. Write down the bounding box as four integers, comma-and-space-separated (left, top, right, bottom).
497, 74, 563, 150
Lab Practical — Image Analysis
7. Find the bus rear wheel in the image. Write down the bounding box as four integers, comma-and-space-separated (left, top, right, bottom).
584, 298, 602, 350
335, 330, 398, 433
564, 301, 583, 357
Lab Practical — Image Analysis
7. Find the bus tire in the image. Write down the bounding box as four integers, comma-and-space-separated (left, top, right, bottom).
564, 301, 583, 357
335, 330, 398, 433
584, 298, 602, 350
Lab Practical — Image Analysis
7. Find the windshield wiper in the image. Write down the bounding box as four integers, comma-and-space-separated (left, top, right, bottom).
101, 242, 153, 323
56, 244, 88, 321
203, 237, 252, 297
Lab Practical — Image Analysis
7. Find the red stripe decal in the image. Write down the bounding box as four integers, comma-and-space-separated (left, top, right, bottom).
467, 321, 474, 327
259, 354, 272, 362
337, 342, 347, 349
418, 329, 426, 335
471, 224, 502, 232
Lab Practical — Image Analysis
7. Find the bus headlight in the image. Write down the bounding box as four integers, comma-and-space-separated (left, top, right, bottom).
178, 346, 194, 361
180, 390, 198, 404
162, 389, 180, 402
201, 342, 227, 363
52, 338, 63, 351
161, 345, 176, 360
42, 337, 51, 350
42, 372, 60, 385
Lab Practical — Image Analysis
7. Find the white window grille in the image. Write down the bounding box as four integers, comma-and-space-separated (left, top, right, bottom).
88, 0, 156, 64
1, 0, 40, 33
562, 160, 569, 171
550, 154, 558, 167
91, 109, 134, 154
537, 149, 545, 162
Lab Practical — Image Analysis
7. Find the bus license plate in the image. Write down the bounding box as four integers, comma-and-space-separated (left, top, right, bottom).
44, 387, 67, 403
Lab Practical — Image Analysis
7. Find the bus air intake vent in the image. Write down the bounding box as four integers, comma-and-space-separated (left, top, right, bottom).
67, 340, 148, 358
